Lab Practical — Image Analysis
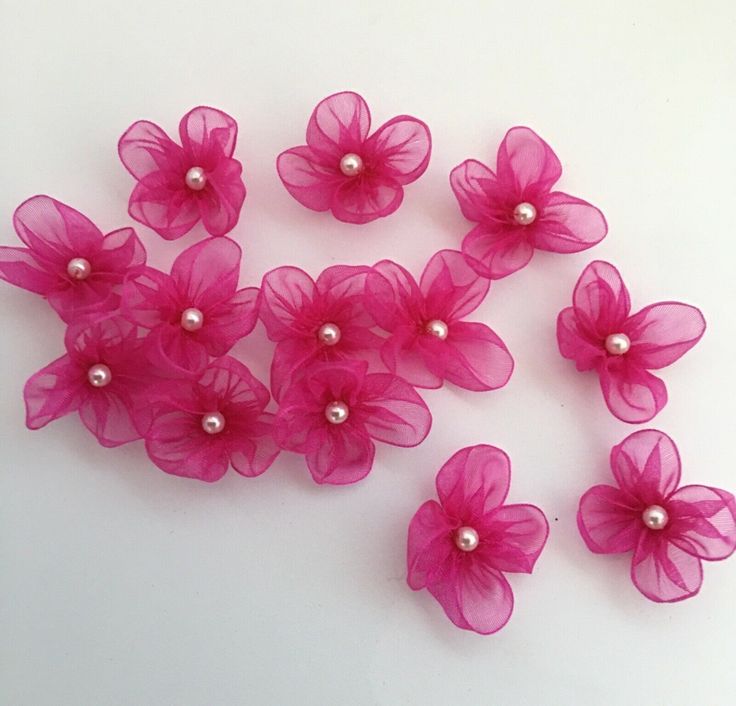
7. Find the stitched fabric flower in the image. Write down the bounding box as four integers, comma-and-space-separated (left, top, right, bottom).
0, 195, 146, 323
366, 250, 513, 390
450, 127, 607, 279
276, 91, 431, 224
557, 260, 706, 423
407, 445, 548, 634
122, 237, 258, 377
578, 429, 736, 603
274, 360, 431, 485
145, 356, 279, 482
258, 264, 383, 401
24, 315, 153, 447
118, 106, 245, 239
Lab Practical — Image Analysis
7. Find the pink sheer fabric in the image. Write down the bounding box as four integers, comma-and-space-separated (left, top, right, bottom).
119, 106, 245, 239
122, 237, 258, 377
450, 127, 607, 279
577, 429, 736, 602
557, 260, 706, 423
277, 91, 431, 224
145, 356, 279, 482
23, 315, 153, 447
273, 360, 431, 485
0, 195, 146, 322
365, 250, 513, 390
407, 445, 548, 634
258, 264, 383, 401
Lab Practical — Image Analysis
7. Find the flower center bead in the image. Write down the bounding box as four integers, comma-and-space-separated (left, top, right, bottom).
317, 322, 341, 346
201, 412, 226, 435
67, 257, 91, 280
339, 153, 363, 177
325, 401, 349, 425
454, 526, 480, 552
87, 363, 112, 388
185, 166, 207, 191
605, 332, 631, 355
425, 319, 449, 340
642, 505, 669, 530
513, 202, 537, 225
180, 307, 204, 331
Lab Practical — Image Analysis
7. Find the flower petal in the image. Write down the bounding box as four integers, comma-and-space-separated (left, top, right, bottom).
366, 260, 422, 331
197, 158, 246, 236
197, 286, 259, 355
556, 306, 604, 371
259, 266, 317, 341
365, 116, 431, 185
118, 120, 181, 181
572, 260, 631, 335
407, 500, 455, 590
304, 425, 375, 485
0, 246, 57, 295
306, 91, 371, 160
94, 227, 147, 274
600, 361, 668, 423
533, 191, 607, 253
78, 390, 143, 447
380, 328, 443, 390
577, 484, 642, 554
478, 503, 549, 573
496, 126, 562, 195
179, 106, 238, 160
462, 224, 534, 280
24, 354, 84, 429
127, 173, 201, 240
276, 146, 342, 211
449, 159, 501, 223
228, 413, 280, 478
331, 174, 403, 224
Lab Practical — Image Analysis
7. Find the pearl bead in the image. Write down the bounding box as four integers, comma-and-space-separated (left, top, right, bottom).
642, 505, 669, 530
67, 257, 91, 280
455, 526, 480, 552
87, 363, 112, 388
425, 319, 449, 340
180, 307, 204, 332
185, 166, 207, 191
201, 412, 226, 435
325, 401, 349, 425
339, 153, 364, 177
605, 332, 631, 355
513, 202, 537, 225
317, 322, 341, 346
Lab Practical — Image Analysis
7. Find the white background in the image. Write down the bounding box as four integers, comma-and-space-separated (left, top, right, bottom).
1, 1, 735, 704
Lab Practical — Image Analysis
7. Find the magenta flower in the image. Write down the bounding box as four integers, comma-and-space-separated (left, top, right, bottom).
118, 106, 245, 239
450, 127, 607, 279
274, 360, 431, 485
258, 264, 383, 401
123, 237, 258, 377
557, 260, 706, 423
145, 356, 279, 482
24, 315, 153, 447
0, 195, 145, 323
276, 91, 431, 224
366, 250, 513, 390
407, 445, 548, 634
578, 429, 736, 603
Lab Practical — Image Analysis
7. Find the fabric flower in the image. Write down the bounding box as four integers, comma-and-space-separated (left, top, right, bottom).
578, 429, 736, 603
0, 195, 146, 323
118, 106, 245, 239
366, 250, 513, 390
145, 356, 279, 482
557, 260, 706, 423
450, 126, 607, 279
24, 315, 153, 447
276, 91, 431, 224
274, 360, 431, 485
258, 264, 383, 401
407, 445, 548, 634
122, 237, 258, 377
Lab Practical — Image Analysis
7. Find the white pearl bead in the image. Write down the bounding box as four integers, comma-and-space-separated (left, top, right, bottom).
425, 319, 449, 340
201, 412, 226, 435
339, 153, 364, 177
180, 307, 204, 332
185, 166, 207, 191
642, 505, 669, 530
87, 363, 112, 388
325, 401, 349, 425
66, 257, 91, 280
455, 526, 480, 552
317, 322, 341, 346
605, 332, 631, 355
513, 202, 537, 225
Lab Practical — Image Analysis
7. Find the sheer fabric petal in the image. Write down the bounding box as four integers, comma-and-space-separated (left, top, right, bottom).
24, 354, 84, 429
406, 500, 455, 590
331, 175, 403, 224
462, 224, 535, 279
449, 159, 499, 223
118, 120, 181, 181
572, 260, 631, 333
179, 106, 238, 160
556, 306, 604, 371
306, 91, 371, 160
533, 191, 608, 253
0, 246, 57, 295
599, 362, 667, 424
479, 504, 549, 574
365, 116, 431, 185
496, 126, 562, 195
276, 146, 342, 211
631, 533, 703, 602
577, 484, 642, 554
128, 175, 201, 240
259, 266, 318, 340
304, 425, 375, 485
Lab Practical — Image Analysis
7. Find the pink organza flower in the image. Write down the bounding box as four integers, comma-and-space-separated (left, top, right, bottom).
557, 260, 706, 423
145, 356, 279, 482
118, 106, 245, 239
276, 91, 431, 224
450, 127, 607, 279
258, 264, 383, 400
407, 445, 548, 634
24, 315, 152, 447
122, 237, 258, 377
274, 360, 431, 485
0, 195, 146, 323
578, 429, 736, 603
366, 250, 514, 390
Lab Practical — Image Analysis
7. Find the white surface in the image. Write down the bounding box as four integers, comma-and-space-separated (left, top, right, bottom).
1, 2, 735, 704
